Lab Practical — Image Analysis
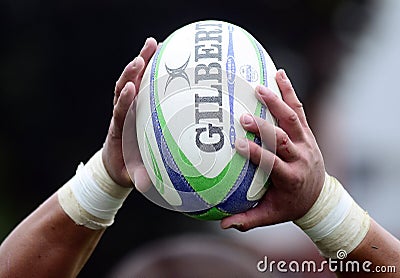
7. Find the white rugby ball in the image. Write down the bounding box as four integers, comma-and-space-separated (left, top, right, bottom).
134, 20, 281, 220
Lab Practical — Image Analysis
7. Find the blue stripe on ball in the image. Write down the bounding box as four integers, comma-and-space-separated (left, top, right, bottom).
149, 48, 215, 212
216, 159, 259, 214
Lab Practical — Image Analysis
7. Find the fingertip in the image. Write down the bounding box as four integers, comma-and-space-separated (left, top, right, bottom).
258, 84, 276, 96
135, 182, 150, 193
277, 69, 287, 81
147, 37, 157, 46
121, 81, 135, 94
144, 37, 157, 50
223, 222, 245, 231
134, 56, 145, 70
220, 216, 245, 231
255, 85, 276, 103
140, 38, 150, 52
276, 69, 295, 95
133, 167, 152, 193
240, 113, 254, 126
220, 218, 230, 229
117, 82, 136, 109
235, 137, 249, 151
140, 37, 158, 58
255, 84, 266, 95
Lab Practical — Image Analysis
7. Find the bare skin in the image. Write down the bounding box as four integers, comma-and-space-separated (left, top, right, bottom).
0, 38, 398, 277
341, 219, 400, 277
222, 71, 326, 229
0, 38, 158, 278
221, 70, 400, 276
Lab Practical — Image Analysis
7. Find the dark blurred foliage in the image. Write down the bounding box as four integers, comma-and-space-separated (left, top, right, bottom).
0, 0, 372, 276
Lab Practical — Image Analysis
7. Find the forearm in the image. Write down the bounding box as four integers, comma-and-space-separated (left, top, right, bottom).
0, 43, 154, 277
337, 219, 400, 277
0, 149, 131, 277
295, 173, 400, 277
0, 193, 104, 278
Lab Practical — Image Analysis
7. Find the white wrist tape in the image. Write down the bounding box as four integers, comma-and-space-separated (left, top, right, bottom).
57, 149, 132, 230
294, 173, 370, 258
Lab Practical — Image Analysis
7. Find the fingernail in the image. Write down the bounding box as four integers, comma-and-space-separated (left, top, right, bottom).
256, 85, 267, 96
235, 138, 247, 149
279, 69, 287, 81
242, 114, 253, 125
140, 38, 150, 52
257, 85, 277, 101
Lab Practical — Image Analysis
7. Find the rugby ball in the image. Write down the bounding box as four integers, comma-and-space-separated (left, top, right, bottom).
134, 20, 281, 220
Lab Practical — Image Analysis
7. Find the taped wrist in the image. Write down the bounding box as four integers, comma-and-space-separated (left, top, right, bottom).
294, 173, 370, 258
57, 149, 132, 230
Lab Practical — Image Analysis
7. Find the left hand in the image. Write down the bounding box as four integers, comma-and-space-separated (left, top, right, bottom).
221, 69, 326, 231
102, 37, 157, 188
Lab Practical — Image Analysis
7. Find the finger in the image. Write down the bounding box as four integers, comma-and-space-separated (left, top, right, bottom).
133, 165, 152, 193
220, 192, 280, 231
112, 82, 136, 137
235, 138, 288, 181
276, 69, 308, 128
114, 58, 144, 105
121, 91, 149, 190
274, 127, 299, 161
139, 37, 158, 64
135, 38, 158, 90
220, 208, 263, 231
220, 208, 268, 231
240, 114, 299, 161
256, 85, 305, 142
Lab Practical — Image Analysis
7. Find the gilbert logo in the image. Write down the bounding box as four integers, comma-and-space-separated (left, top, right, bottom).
164, 55, 191, 93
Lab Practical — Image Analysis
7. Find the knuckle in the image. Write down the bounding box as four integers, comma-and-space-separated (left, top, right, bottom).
113, 107, 123, 122
295, 103, 306, 116
292, 173, 303, 185
108, 124, 119, 140
287, 173, 303, 191
295, 101, 304, 110
279, 131, 289, 146
287, 112, 298, 123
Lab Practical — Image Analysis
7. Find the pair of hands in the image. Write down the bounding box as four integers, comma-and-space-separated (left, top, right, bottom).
102, 38, 325, 231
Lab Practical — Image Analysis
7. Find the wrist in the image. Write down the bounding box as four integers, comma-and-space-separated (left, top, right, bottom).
294, 172, 370, 258
57, 149, 132, 230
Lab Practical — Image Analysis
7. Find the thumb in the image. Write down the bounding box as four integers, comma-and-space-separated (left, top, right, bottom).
133, 165, 152, 193
220, 199, 282, 232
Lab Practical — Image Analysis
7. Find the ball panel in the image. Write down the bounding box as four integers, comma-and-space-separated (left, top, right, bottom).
186, 206, 231, 221
216, 160, 259, 214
